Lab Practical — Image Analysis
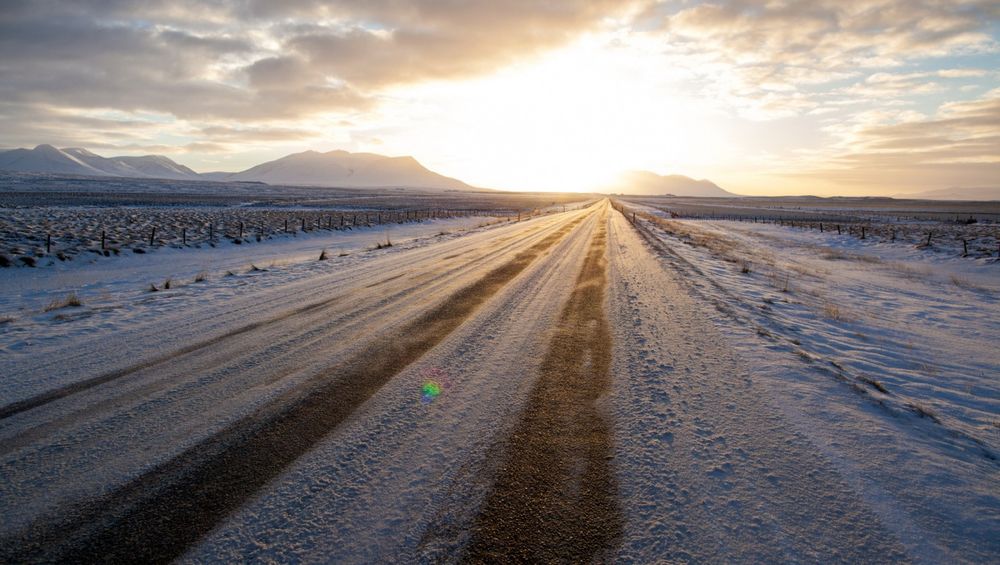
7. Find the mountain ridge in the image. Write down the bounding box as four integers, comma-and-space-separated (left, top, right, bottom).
0, 145, 475, 191
610, 170, 736, 197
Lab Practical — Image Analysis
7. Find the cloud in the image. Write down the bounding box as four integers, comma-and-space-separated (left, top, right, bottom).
283, 1, 635, 88
641, 0, 999, 118
0, 1, 634, 122
786, 91, 1000, 191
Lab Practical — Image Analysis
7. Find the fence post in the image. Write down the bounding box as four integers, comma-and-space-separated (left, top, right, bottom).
101, 230, 106, 250
239, 221, 244, 240
182, 228, 186, 245
46, 233, 51, 254
149, 227, 156, 246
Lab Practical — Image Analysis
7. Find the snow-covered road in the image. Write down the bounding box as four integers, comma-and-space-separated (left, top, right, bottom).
1, 200, 995, 562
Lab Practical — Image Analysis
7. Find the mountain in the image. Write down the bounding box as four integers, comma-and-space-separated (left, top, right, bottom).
219, 149, 472, 190
0, 144, 107, 176
64, 148, 200, 180
0, 145, 200, 180
901, 187, 1000, 201
609, 171, 735, 197
0, 145, 475, 191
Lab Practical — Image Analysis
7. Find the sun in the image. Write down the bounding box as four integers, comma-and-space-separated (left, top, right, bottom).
369, 35, 724, 192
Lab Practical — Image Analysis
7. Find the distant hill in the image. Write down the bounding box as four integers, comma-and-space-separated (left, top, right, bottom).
901, 187, 1000, 201
610, 171, 735, 197
0, 145, 476, 191
219, 149, 473, 191
0, 145, 200, 180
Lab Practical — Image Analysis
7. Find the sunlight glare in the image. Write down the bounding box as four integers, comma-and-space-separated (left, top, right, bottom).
376, 36, 722, 192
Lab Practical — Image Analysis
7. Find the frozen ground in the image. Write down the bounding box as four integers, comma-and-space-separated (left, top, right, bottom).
615, 202, 999, 561
0, 198, 996, 562
0, 214, 497, 315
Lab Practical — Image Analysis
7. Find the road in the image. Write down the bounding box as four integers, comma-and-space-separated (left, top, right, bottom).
1, 200, 913, 562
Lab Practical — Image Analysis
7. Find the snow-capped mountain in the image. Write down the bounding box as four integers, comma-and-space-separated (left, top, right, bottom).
0, 145, 200, 180
0, 145, 474, 190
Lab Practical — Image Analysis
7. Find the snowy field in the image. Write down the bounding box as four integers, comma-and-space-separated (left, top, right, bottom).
615, 201, 999, 560
0, 196, 997, 562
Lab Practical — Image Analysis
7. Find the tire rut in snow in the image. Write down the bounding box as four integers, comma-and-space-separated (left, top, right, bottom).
0, 216, 556, 422
461, 206, 622, 562
1, 214, 590, 564
0, 289, 353, 421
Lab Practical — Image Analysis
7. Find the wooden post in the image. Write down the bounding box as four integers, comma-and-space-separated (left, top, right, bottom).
210, 223, 214, 242
101, 230, 106, 250
819, 223, 823, 233
836, 224, 841, 235
340, 214, 345, 227
861, 226, 866, 239
962, 239, 968, 257
239, 221, 244, 239
301, 217, 306, 232
632, 212, 636, 224
891, 229, 895, 242
284, 219, 288, 233
182, 228, 186, 245
149, 227, 155, 246
926, 232, 933, 246
46, 233, 51, 254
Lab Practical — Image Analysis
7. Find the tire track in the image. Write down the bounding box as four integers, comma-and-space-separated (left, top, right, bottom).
0, 215, 564, 424
1, 213, 569, 413
461, 206, 622, 562
0, 212, 591, 564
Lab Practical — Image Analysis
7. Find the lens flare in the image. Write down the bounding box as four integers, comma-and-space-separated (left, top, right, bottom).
420, 367, 450, 403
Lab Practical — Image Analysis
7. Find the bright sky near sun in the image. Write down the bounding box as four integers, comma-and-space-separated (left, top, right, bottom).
1, 1, 998, 195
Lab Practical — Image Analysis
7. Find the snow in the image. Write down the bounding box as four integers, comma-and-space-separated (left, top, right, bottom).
183, 210, 601, 563
613, 204, 1000, 561
1, 199, 997, 562
0, 215, 502, 398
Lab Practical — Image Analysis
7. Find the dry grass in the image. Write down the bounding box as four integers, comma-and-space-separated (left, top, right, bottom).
949, 274, 989, 292
44, 292, 82, 312
821, 302, 854, 322
194, 272, 208, 283
859, 375, 889, 394
906, 401, 941, 423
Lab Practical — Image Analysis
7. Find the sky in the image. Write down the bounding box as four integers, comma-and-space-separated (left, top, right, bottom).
0, 1, 998, 195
